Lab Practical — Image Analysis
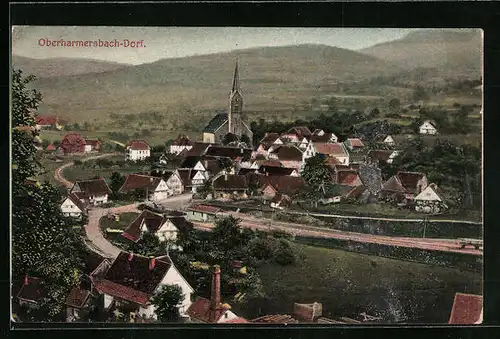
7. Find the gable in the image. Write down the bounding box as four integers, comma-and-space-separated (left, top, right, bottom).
167, 173, 182, 186
61, 198, 81, 211
155, 180, 169, 192
156, 220, 179, 234
415, 186, 442, 201
71, 183, 82, 193
194, 161, 206, 171
192, 171, 206, 180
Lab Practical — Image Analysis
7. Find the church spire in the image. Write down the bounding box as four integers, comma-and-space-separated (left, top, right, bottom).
231, 60, 240, 93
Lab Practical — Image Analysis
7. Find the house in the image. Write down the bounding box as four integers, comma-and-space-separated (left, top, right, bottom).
313, 142, 350, 165
151, 170, 185, 196
204, 145, 253, 162
319, 185, 360, 204
84, 139, 101, 153
70, 178, 112, 206
202, 62, 253, 145
122, 210, 193, 242
16, 275, 46, 309
257, 133, 284, 156
270, 193, 291, 210
414, 183, 448, 213
35, 115, 64, 130
381, 171, 428, 202
302, 140, 317, 161
93, 252, 194, 319
268, 145, 304, 170
374, 134, 396, 146
249, 174, 306, 200
119, 174, 169, 201
170, 134, 194, 155
293, 302, 323, 322
183, 142, 213, 157
448, 293, 483, 324
287, 126, 312, 139
61, 192, 88, 218
186, 204, 223, 223
65, 285, 93, 322
126, 140, 151, 161
335, 169, 363, 187
258, 166, 299, 177
419, 120, 438, 135
177, 169, 194, 193
310, 130, 338, 143
61, 133, 87, 154
187, 265, 241, 323
344, 138, 365, 151
367, 150, 400, 164
212, 174, 248, 199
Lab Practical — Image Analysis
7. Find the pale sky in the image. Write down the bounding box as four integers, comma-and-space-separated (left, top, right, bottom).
11, 26, 425, 65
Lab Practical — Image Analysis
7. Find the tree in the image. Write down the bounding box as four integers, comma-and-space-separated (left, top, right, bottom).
12, 69, 84, 320
388, 98, 401, 111
151, 284, 184, 322
211, 216, 244, 254
222, 133, 239, 145
109, 172, 125, 197
240, 134, 251, 146
300, 154, 332, 193
218, 157, 233, 171
369, 107, 381, 118
452, 106, 470, 134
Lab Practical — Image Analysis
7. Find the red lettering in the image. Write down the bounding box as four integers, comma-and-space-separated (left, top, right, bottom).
123, 39, 130, 47
38, 38, 46, 46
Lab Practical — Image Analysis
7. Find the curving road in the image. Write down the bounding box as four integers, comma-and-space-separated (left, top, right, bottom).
54, 152, 121, 188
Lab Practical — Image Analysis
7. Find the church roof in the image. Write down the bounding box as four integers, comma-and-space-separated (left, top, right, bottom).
203, 113, 228, 133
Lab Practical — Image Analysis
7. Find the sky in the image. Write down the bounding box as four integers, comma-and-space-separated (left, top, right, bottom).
11, 26, 425, 65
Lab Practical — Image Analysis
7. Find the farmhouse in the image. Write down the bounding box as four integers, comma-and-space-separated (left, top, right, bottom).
449, 293, 483, 324
84, 139, 101, 153
93, 252, 194, 319
65, 284, 93, 322
61, 133, 86, 154
61, 193, 88, 218
419, 120, 438, 135
270, 193, 292, 210
335, 169, 363, 187
374, 134, 396, 146
268, 145, 304, 170
187, 265, 241, 323
313, 142, 350, 165
186, 204, 223, 223
414, 183, 448, 213
250, 174, 306, 199
122, 210, 193, 242
119, 174, 170, 201
381, 171, 428, 202
126, 140, 151, 161
204, 145, 252, 162
170, 134, 194, 155
212, 174, 248, 199
16, 275, 46, 309
70, 178, 112, 206
35, 115, 64, 130
344, 138, 365, 151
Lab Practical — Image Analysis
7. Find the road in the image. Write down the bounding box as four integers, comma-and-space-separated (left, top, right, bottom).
193, 212, 483, 257
54, 152, 120, 188
84, 193, 193, 259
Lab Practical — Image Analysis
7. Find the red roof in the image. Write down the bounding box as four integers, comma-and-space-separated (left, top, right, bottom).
127, 140, 150, 150
449, 293, 483, 324
260, 133, 281, 145
65, 286, 91, 308
119, 174, 162, 193
85, 139, 101, 147
288, 126, 312, 138
337, 170, 362, 186
35, 115, 58, 125
347, 138, 364, 147
186, 297, 229, 323
62, 133, 86, 144
66, 193, 88, 212
188, 204, 222, 214
46, 144, 56, 151
93, 279, 149, 306
260, 160, 282, 168
314, 142, 347, 156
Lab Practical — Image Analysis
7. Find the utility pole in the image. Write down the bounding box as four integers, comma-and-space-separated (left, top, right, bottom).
422, 216, 427, 239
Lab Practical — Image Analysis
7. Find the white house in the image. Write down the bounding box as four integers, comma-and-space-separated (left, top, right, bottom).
126, 140, 151, 161
61, 193, 87, 218
164, 170, 184, 196
119, 174, 169, 201
375, 134, 396, 146
191, 171, 207, 193
169, 134, 194, 155
70, 179, 111, 206
302, 140, 317, 161
414, 183, 448, 213
419, 120, 438, 135
94, 252, 194, 319
314, 142, 350, 166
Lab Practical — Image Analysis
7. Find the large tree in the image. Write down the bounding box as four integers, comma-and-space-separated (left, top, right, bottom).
300, 154, 332, 194
12, 69, 84, 320
150, 284, 184, 322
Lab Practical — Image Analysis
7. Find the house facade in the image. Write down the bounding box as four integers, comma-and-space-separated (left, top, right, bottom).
170, 134, 194, 155
419, 120, 438, 135
61, 193, 87, 218
84, 139, 101, 153
212, 174, 248, 200
70, 179, 112, 206
61, 133, 86, 154
414, 183, 448, 213
314, 142, 350, 165
126, 140, 151, 161
119, 174, 169, 201
186, 205, 222, 223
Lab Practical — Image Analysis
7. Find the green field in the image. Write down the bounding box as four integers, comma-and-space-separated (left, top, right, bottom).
99, 212, 140, 233
232, 243, 481, 323
62, 164, 143, 183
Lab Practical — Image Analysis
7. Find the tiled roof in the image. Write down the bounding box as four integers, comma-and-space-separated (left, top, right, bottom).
449, 293, 483, 324
62, 133, 86, 144
73, 178, 112, 196
314, 142, 347, 156
251, 314, 299, 324
172, 134, 194, 146
203, 159, 223, 174
347, 138, 364, 148
260, 133, 281, 145
17, 276, 46, 303
397, 171, 426, 193
310, 133, 335, 143
288, 126, 312, 138
271, 193, 291, 204
323, 184, 355, 198
272, 145, 303, 161
82, 251, 107, 276
203, 113, 228, 133
293, 302, 323, 322
65, 286, 91, 308
179, 156, 200, 169
258, 166, 296, 176
122, 210, 166, 242
186, 297, 229, 323
35, 115, 58, 125
126, 140, 150, 150
167, 216, 194, 233
238, 168, 257, 176
184, 143, 212, 157
205, 146, 252, 161
337, 170, 362, 186
382, 176, 407, 193
119, 174, 162, 193
46, 144, 56, 151
213, 175, 248, 191
250, 174, 305, 195
95, 252, 172, 305
188, 204, 222, 214
259, 160, 283, 168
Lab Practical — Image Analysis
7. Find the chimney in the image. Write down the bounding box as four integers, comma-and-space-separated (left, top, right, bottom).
128, 253, 134, 261
24, 274, 29, 286
209, 265, 221, 322
149, 256, 156, 271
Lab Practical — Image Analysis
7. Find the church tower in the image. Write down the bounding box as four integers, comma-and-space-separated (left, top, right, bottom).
228, 60, 243, 137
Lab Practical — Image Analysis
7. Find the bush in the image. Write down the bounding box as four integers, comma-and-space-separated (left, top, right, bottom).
73, 159, 82, 166
273, 239, 296, 265
247, 237, 275, 260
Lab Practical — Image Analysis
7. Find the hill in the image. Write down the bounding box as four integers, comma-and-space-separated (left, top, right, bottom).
25, 44, 402, 129
359, 29, 482, 78
12, 55, 132, 78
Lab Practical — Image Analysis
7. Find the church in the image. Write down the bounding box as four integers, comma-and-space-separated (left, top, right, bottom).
202, 61, 253, 145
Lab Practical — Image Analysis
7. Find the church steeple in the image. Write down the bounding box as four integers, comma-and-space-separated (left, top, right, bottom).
231, 60, 240, 94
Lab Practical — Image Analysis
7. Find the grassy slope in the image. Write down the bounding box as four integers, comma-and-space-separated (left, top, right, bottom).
234, 243, 481, 323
